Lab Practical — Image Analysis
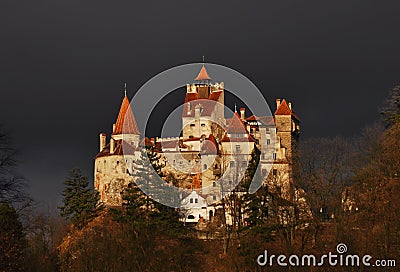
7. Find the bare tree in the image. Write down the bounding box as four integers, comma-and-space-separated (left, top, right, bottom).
0, 126, 28, 205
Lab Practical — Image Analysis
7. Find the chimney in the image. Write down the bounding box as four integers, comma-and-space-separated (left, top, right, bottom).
240, 108, 245, 120
195, 104, 201, 117
276, 99, 281, 109
110, 138, 115, 154
99, 133, 106, 152
288, 102, 292, 111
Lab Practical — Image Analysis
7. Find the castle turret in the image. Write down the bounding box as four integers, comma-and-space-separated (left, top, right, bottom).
274, 99, 300, 160
94, 86, 141, 206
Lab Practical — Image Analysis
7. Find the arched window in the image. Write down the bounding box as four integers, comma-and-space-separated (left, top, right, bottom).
203, 164, 207, 170
188, 215, 195, 219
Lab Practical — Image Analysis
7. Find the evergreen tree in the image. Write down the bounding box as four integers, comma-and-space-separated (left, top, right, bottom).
241, 149, 273, 231
0, 203, 25, 272
116, 146, 181, 232
59, 168, 101, 229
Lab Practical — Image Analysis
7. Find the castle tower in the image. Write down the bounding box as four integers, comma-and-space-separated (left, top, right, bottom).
182, 65, 225, 140
271, 99, 300, 201
94, 88, 140, 206
274, 99, 300, 161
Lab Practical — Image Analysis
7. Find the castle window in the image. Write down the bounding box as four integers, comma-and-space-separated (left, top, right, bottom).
188, 215, 195, 219
273, 153, 277, 160
195, 198, 198, 203
236, 145, 240, 152
230, 161, 235, 167
261, 153, 265, 160
190, 124, 195, 127
267, 139, 271, 145
242, 161, 247, 167
190, 198, 193, 203
189, 135, 194, 138
116, 161, 119, 165
212, 181, 216, 187
212, 195, 217, 201
203, 164, 207, 170
201, 123, 205, 127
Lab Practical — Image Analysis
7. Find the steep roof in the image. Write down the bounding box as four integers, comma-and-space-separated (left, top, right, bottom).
194, 65, 212, 81
113, 95, 140, 135
201, 134, 219, 155
226, 112, 247, 134
274, 99, 300, 121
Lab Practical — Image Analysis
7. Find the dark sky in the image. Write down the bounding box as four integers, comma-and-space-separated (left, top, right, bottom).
1, 0, 399, 208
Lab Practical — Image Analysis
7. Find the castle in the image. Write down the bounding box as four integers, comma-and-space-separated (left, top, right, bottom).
94, 65, 300, 223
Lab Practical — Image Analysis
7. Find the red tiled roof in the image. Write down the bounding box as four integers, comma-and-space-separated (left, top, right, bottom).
246, 115, 275, 126
274, 99, 300, 121
194, 65, 212, 81
226, 112, 247, 134
182, 99, 218, 117
113, 95, 140, 135
201, 134, 219, 155
140, 137, 154, 147
221, 134, 257, 143
185, 92, 198, 102
183, 137, 201, 142
95, 139, 136, 158
275, 99, 291, 115
209, 90, 222, 102
160, 139, 187, 149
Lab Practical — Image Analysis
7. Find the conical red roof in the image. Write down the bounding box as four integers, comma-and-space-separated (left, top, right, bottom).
195, 65, 212, 81
112, 95, 140, 135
